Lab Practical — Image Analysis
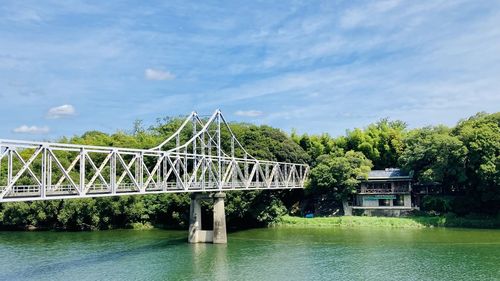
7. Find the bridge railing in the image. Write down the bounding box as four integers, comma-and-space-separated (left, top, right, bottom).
0, 138, 308, 202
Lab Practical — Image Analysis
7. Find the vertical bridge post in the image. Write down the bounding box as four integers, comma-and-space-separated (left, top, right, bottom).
188, 192, 227, 244
188, 193, 202, 243
213, 192, 227, 244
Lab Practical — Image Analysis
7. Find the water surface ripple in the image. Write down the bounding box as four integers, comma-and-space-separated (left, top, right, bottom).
0, 227, 499, 280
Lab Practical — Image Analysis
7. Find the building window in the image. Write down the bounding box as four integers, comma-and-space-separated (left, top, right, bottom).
378, 199, 390, 206
393, 195, 404, 206
394, 182, 409, 192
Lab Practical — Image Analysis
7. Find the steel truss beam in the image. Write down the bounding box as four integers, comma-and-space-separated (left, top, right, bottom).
0, 110, 309, 202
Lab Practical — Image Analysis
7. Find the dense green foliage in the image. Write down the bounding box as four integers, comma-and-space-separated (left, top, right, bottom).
399, 113, 499, 214
455, 113, 500, 206
309, 151, 372, 200
399, 126, 468, 190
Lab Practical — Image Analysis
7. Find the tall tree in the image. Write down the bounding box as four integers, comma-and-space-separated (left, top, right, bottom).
345, 119, 407, 169
454, 112, 500, 211
309, 150, 372, 201
399, 126, 468, 192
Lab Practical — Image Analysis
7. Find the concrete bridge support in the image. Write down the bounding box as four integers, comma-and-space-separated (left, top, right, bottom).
188, 192, 227, 244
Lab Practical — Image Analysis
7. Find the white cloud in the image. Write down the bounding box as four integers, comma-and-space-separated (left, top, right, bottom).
340, 0, 401, 29
235, 110, 263, 117
47, 104, 76, 119
145, 68, 175, 80
13, 125, 50, 134
8, 10, 43, 23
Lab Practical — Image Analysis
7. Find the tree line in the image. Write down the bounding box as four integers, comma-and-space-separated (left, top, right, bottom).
300, 112, 499, 216
0, 112, 498, 230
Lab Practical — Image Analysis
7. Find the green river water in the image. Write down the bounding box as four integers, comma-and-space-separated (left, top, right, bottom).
0, 227, 499, 281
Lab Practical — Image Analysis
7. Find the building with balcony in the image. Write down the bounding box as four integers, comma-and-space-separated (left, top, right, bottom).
345, 168, 417, 216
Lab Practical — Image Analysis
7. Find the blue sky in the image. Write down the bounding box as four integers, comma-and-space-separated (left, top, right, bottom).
1, 1, 499, 140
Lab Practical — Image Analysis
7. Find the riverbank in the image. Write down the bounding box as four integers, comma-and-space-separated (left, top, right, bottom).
4, 215, 499, 232
277, 215, 500, 229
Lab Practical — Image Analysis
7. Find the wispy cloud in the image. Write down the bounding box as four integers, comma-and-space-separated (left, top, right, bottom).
234, 110, 263, 117
145, 68, 175, 81
47, 104, 76, 119
340, 0, 401, 29
13, 125, 50, 134
6, 9, 43, 23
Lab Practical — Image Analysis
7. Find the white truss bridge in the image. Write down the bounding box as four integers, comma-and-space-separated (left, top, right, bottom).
0, 110, 309, 202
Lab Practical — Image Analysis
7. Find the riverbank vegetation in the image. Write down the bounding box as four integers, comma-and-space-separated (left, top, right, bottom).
0, 112, 498, 230
278, 215, 500, 229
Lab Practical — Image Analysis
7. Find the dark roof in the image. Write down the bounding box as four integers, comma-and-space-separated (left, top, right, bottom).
367, 168, 412, 179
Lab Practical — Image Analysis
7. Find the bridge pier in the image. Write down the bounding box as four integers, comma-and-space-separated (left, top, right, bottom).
188, 192, 227, 244
213, 192, 227, 244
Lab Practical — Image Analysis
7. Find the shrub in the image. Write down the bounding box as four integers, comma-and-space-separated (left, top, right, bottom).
421, 196, 452, 213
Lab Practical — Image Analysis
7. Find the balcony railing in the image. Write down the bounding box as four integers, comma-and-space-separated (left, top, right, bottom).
358, 187, 410, 194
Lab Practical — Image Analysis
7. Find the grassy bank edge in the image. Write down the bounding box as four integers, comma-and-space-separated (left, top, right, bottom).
276, 215, 500, 229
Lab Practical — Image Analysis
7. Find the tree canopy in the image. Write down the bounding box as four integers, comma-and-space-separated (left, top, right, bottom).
309, 151, 372, 200
398, 126, 468, 190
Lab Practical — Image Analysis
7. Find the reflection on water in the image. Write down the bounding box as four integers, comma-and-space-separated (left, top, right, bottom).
190, 243, 228, 279
0, 227, 499, 281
